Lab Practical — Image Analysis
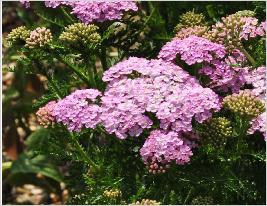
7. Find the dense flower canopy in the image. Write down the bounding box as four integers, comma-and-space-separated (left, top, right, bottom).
101, 57, 220, 139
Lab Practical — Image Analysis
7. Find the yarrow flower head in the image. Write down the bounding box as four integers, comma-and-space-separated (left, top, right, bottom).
248, 112, 266, 139
44, 0, 75, 8
174, 10, 206, 32
175, 26, 208, 40
223, 90, 265, 119
158, 36, 226, 65
70, 1, 138, 23
6, 26, 30, 46
245, 66, 266, 138
204, 14, 265, 52
198, 117, 233, 149
245, 66, 266, 99
199, 60, 249, 93
140, 130, 193, 169
101, 57, 220, 139
36, 101, 57, 128
25, 27, 53, 49
53, 89, 102, 132
59, 23, 101, 47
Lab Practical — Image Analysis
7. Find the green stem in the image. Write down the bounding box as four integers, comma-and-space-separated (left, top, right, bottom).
70, 133, 100, 171
238, 46, 256, 67
57, 55, 92, 86
35, 60, 63, 99
84, 54, 97, 88
100, 47, 108, 72
60, 6, 75, 23
183, 187, 193, 204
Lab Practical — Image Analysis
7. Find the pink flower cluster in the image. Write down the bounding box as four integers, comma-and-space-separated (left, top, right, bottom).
36, 101, 57, 128
44, 1, 74, 8
140, 130, 193, 166
70, 1, 138, 23
158, 36, 226, 65
101, 57, 220, 139
248, 112, 266, 139
245, 66, 266, 138
245, 66, 266, 99
241, 17, 266, 40
175, 26, 208, 40
200, 60, 248, 93
53, 89, 102, 132
44, 1, 138, 23
21, 1, 138, 23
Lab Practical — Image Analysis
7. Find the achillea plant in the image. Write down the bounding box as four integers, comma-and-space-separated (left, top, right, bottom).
4, 1, 266, 205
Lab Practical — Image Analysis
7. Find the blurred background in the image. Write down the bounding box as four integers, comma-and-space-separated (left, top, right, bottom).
2, 1, 266, 204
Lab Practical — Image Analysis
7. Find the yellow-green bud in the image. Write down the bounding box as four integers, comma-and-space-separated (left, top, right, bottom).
234, 10, 255, 18
6, 26, 30, 46
103, 188, 122, 199
25, 27, 53, 49
59, 23, 101, 47
179, 11, 206, 27
199, 117, 233, 148
223, 90, 265, 119
203, 14, 245, 52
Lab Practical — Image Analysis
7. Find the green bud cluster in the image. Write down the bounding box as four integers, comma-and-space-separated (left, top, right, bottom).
174, 11, 206, 33
59, 23, 101, 47
131, 199, 161, 205
191, 196, 214, 205
204, 14, 244, 52
6, 26, 30, 46
223, 90, 265, 119
103, 188, 122, 199
199, 117, 233, 148
234, 10, 255, 17
180, 11, 206, 27
25, 27, 53, 49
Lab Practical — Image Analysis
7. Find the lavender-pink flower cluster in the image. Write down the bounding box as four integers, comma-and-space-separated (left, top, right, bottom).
53, 89, 102, 132
70, 1, 138, 23
248, 112, 266, 139
22, 1, 138, 23
101, 57, 220, 139
245, 66, 266, 99
200, 60, 248, 93
241, 17, 266, 40
140, 130, 193, 166
158, 36, 226, 65
245, 66, 266, 138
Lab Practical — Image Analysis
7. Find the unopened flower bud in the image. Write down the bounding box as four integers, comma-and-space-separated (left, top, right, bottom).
26, 27, 53, 48
6, 26, 30, 46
